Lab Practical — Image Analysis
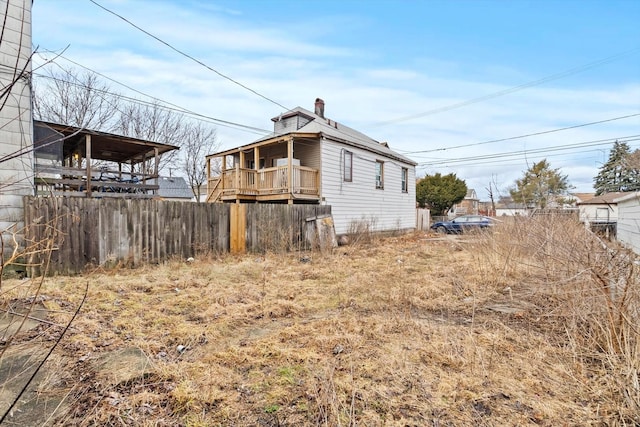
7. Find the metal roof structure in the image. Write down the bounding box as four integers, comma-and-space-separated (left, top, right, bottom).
34, 121, 179, 164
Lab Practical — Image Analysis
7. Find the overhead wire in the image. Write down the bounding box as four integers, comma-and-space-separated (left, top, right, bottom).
33, 51, 639, 174
399, 112, 640, 155
35, 5, 640, 168
417, 135, 640, 167
373, 46, 640, 126
34, 51, 272, 135
88, 0, 291, 111
422, 146, 640, 170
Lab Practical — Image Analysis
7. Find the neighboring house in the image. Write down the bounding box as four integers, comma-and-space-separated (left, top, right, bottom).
205, 98, 417, 235
568, 192, 596, 205
449, 189, 479, 218
614, 192, 640, 255
576, 192, 626, 225
495, 202, 528, 217
494, 196, 528, 216
151, 176, 195, 201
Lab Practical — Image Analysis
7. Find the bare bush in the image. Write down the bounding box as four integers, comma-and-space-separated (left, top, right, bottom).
475, 214, 640, 424
345, 217, 379, 247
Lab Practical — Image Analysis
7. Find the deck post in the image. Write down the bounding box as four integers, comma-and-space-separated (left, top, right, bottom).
85, 134, 92, 197
221, 156, 227, 194
154, 147, 159, 177
287, 136, 294, 204
235, 163, 240, 195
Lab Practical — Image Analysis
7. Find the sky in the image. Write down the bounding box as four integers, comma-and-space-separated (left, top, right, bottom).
31, 0, 640, 200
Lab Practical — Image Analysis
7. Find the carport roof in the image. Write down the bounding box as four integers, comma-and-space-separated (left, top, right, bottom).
34, 121, 179, 164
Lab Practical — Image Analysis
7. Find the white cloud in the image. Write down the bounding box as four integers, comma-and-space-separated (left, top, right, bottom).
31, 0, 640, 200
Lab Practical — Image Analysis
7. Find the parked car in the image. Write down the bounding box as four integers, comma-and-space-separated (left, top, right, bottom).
430, 215, 496, 234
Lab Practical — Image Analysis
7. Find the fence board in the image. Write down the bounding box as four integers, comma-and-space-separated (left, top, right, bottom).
23, 197, 330, 275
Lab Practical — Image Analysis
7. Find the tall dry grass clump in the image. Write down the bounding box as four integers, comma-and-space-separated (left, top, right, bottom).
475, 214, 639, 425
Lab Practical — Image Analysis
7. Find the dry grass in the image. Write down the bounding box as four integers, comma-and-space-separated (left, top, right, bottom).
0, 215, 638, 426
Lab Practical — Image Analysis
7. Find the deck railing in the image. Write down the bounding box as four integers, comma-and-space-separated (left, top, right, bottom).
208, 165, 319, 200
34, 164, 159, 198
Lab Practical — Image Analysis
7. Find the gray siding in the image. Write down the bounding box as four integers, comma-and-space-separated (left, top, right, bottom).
274, 115, 312, 133
320, 138, 416, 235
293, 140, 320, 170
0, 0, 33, 236
617, 194, 640, 255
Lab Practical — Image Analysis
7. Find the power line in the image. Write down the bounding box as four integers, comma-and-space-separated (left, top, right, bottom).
88, 0, 290, 111
421, 145, 640, 170
34, 52, 272, 135
417, 135, 640, 167
374, 47, 640, 126
400, 112, 640, 155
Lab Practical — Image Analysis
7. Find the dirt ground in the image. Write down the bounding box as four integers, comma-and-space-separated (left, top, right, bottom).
0, 231, 631, 426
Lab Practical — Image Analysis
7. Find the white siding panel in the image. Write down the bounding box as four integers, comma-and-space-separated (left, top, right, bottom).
0, 0, 34, 245
320, 139, 415, 235
617, 195, 640, 255
274, 117, 297, 133
579, 204, 617, 223
293, 140, 320, 170
274, 115, 312, 133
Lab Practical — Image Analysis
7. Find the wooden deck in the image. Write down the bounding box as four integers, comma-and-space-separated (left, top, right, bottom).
207, 165, 320, 203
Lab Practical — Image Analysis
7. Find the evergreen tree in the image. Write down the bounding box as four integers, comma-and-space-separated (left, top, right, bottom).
416, 173, 467, 216
593, 141, 637, 195
509, 160, 569, 209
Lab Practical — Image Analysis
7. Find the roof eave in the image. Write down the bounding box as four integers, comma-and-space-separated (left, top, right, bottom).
206, 132, 321, 159
319, 132, 418, 166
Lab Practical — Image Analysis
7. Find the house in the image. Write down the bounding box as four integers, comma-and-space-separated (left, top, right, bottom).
448, 189, 479, 218
151, 176, 195, 201
568, 192, 595, 205
493, 196, 528, 216
495, 202, 528, 217
576, 192, 626, 225
205, 98, 417, 235
613, 192, 640, 254
577, 192, 627, 237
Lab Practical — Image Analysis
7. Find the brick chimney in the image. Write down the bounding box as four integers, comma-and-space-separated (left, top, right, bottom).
314, 98, 325, 118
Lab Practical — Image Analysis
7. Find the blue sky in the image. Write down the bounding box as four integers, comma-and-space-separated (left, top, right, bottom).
32, 0, 640, 199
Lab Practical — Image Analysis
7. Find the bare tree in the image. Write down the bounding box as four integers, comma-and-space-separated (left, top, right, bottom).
180, 122, 220, 201
32, 67, 120, 130
34, 66, 220, 186
626, 149, 640, 172
115, 101, 185, 173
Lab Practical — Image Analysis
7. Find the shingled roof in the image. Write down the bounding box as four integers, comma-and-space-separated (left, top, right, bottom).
256, 105, 417, 166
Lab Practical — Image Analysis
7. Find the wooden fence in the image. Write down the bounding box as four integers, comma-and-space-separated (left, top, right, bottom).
23, 197, 332, 275
416, 208, 430, 231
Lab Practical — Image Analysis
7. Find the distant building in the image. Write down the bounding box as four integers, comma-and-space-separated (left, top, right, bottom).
567, 192, 596, 205
449, 189, 479, 218
495, 202, 528, 217
152, 176, 195, 202
576, 192, 625, 225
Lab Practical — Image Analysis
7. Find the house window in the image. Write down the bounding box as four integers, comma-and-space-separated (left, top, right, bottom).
375, 161, 384, 189
344, 150, 353, 182
401, 167, 408, 193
